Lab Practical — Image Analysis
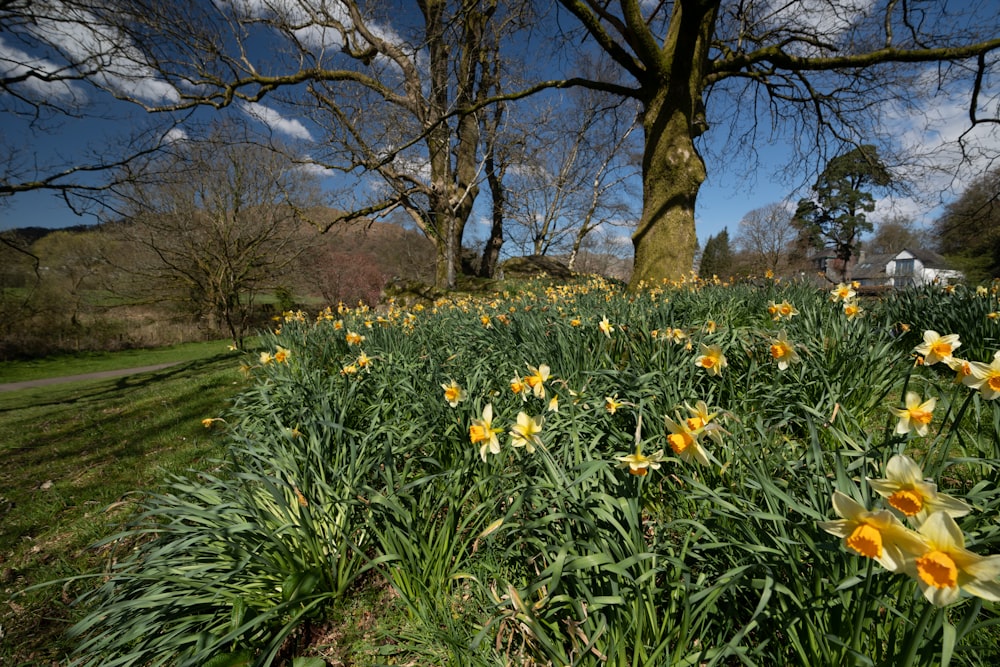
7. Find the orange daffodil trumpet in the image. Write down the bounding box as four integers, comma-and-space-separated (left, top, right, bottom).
524, 364, 550, 399
441, 380, 465, 408
968, 350, 1000, 399
822, 454, 1000, 607
830, 283, 856, 302
665, 413, 712, 466
819, 491, 927, 572
695, 343, 727, 376
903, 512, 1000, 606
470, 404, 503, 462
914, 330, 960, 366
868, 454, 970, 526
889, 392, 936, 436
769, 330, 800, 371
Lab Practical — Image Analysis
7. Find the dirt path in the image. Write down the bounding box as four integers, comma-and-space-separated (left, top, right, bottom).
0, 362, 182, 393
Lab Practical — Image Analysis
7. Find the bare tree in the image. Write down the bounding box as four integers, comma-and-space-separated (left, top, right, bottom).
80, 0, 534, 289
734, 202, 797, 276
504, 81, 640, 265
1, 1, 183, 205
111, 124, 320, 347
552, 0, 1000, 287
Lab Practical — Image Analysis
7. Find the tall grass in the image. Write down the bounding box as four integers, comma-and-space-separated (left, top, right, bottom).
62, 278, 1000, 666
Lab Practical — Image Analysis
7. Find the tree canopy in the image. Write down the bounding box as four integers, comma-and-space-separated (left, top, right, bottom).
2, 1, 1000, 289
934, 167, 1000, 283
792, 145, 892, 281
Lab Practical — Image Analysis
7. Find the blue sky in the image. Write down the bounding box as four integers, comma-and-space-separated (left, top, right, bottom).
2, 1, 998, 252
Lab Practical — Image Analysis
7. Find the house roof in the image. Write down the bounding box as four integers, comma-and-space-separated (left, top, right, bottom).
852, 252, 896, 280
899, 247, 951, 269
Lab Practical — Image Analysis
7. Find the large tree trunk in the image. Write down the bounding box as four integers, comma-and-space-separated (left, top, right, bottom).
630, 90, 704, 288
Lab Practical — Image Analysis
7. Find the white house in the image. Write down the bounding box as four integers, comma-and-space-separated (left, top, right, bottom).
852, 248, 962, 288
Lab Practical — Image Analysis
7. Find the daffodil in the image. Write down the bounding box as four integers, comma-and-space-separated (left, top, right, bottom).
616, 447, 665, 476
605, 395, 624, 414
819, 491, 927, 572
901, 511, 1000, 606
470, 404, 503, 462
525, 364, 550, 399
684, 400, 725, 445
665, 414, 710, 466
357, 351, 371, 369
913, 330, 961, 366
547, 395, 559, 412
345, 331, 365, 346
441, 380, 465, 408
695, 343, 727, 377
510, 375, 528, 401
830, 283, 856, 302
889, 392, 936, 436
769, 330, 800, 370
968, 351, 1000, 399
509, 412, 544, 453
946, 357, 975, 386
868, 454, 971, 526
259, 351, 274, 365
843, 301, 862, 320
274, 346, 291, 364
768, 300, 799, 321
599, 315, 613, 338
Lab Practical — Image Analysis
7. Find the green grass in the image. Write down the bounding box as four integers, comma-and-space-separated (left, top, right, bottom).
0, 338, 241, 384
0, 351, 248, 666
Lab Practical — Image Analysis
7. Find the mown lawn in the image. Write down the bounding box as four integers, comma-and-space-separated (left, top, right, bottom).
0, 350, 246, 665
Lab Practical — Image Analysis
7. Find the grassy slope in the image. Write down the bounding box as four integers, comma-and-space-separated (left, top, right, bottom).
0, 339, 237, 384
0, 350, 248, 665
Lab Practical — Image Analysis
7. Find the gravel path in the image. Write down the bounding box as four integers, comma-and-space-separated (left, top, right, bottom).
0, 362, 182, 392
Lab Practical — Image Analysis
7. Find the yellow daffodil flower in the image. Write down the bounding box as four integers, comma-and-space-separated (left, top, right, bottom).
509, 412, 544, 453
616, 447, 665, 476
695, 343, 727, 377
902, 511, 1000, 606
605, 395, 625, 414
868, 454, 971, 526
684, 400, 725, 445
525, 364, 551, 399
259, 351, 273, 365
768, 300, 799, 321
769, 330, 800, 371
968, 351, 1000, 399
665, 414, 710, 466
345, 331, 365, 346
357, 351, 371, 369
889, 392, 936, 436
830, 283, 856, 302
341, 364, 359, 375
914, 330, 961, 366
470, 404, 503, 462
547, 395, 559, 413
843, 301, 862, 320
945, 357, 975, 386
274, 346, 291, 364
441, 380, 465, 408
510, 375, 528, 401
819, 491, 927, 572
599, 315, 613, 338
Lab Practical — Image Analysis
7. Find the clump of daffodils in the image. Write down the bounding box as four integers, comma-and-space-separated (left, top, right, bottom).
821, 454, 998, 607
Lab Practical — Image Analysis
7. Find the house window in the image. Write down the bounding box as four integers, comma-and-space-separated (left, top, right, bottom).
896, 258, 915, 276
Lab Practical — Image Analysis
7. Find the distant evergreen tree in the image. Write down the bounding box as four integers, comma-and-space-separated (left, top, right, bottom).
699, 228, 732, 278
934, 167, 1000, 283
792, 145, 891, 281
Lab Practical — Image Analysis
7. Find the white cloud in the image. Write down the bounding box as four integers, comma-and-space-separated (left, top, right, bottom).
0, 36, 85, 103
761, 0, 878, 53
12, 1, 179, 105
238, 101, 314, 141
